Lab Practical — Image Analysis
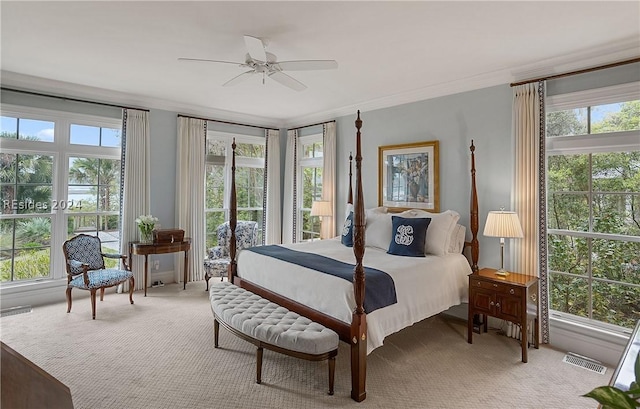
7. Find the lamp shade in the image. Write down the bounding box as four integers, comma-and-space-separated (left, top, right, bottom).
483, 211, 524, 238
310, 201, 332, 217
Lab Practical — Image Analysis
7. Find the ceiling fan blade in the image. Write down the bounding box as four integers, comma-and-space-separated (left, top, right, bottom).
222, 70, 256, 87
268, 71, 307, 92
244, 35, 267, 62
178, 57, 243, 66
276, 60, 338, 71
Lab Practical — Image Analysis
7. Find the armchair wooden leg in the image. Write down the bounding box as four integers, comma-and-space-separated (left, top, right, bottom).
90, 289, 97, 320
66, 287, 72, 313
100, 288, 105, 301
128, 277, 135, 305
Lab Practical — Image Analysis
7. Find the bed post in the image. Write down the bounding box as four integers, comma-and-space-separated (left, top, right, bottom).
228, 139, 238, 281
351, 111, 367, 402
469, 140, 479, 272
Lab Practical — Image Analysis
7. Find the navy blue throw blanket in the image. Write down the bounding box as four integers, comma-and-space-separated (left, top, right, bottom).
246, 245, 397, 313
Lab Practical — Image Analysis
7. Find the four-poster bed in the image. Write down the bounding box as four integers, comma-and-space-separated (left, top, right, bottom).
224, 111, 479, 402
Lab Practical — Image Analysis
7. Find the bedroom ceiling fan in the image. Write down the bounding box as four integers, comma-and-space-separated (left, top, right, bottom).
178, 35, 338, 91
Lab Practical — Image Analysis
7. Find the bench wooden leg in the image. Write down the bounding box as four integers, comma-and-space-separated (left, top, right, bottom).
328, 355, 335, 395
214, 319, 219, 348
256, 346, 263, 384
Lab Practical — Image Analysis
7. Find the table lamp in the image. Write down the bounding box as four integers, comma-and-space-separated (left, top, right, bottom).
483, 210, 524, 276
310, 200, 332, 240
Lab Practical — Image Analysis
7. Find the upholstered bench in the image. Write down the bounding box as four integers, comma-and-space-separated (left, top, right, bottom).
209, 281, 339, 395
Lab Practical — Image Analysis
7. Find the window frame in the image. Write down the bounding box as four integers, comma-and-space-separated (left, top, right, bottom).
297, 133, 324, 241
204, 130, 265, 249
1, 104, 122, 287
545, 82, 640, 330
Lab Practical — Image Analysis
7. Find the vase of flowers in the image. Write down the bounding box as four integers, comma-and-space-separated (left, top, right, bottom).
136, 214, 158, 243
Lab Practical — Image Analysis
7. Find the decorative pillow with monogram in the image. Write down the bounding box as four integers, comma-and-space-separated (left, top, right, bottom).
341, 211, 354, 247
387, 216, 431, 257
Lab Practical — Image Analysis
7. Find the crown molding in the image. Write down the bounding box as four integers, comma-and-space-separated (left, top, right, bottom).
3, 35, 639, 131
0, 71, 284, 129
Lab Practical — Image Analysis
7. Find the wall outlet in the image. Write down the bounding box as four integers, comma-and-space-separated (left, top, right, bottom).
153, 260, 160, 270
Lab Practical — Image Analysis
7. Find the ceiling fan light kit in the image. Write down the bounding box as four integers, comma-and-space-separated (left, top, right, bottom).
179, 35, 338, 91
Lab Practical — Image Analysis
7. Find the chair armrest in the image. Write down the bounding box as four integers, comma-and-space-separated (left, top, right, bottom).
67, 259, 90, 286
68, 259, 88, 270
102, 253, 130, 270
207, 246, 226, 260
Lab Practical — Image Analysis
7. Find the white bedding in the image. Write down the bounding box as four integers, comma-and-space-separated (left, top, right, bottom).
237, 238, 472, 354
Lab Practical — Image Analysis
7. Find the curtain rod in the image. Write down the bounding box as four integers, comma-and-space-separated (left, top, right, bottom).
510, 57, 640, 87
0, 87, 150, 112
290, 119, 335, 131
177, 114, 278, 131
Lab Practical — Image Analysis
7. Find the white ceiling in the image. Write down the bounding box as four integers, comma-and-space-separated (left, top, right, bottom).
1, 1, 639, 128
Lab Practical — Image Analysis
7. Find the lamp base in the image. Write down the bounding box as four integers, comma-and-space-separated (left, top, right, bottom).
495, 269, 510, 277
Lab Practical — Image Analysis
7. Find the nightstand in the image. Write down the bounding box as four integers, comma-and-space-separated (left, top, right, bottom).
467, 268, 540, 362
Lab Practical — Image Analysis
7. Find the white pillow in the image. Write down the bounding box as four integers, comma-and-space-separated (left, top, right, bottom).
399, 209, 460, 255
364, 210, 393, 250
447, 224, 466, 254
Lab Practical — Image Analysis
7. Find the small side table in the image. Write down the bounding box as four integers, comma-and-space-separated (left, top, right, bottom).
467, 268, 540, 362
129, 239, 191, 297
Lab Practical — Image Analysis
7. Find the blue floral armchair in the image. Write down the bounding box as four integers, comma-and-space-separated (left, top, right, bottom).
63, 234, 134, 319
203, 221, 259, 290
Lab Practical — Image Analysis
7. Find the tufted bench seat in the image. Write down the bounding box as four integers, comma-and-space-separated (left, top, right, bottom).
209, 281, 339, 395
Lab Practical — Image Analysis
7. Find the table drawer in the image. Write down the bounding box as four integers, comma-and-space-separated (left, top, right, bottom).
470, 278, 523, 297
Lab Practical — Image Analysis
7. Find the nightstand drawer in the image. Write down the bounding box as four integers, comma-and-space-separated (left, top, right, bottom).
470, 278, 523, 297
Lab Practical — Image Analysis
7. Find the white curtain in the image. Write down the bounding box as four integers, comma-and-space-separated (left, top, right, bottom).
120, 109, 150, 291
264, 129, 282, 244
282, 129, 298, 244
175, 117, 206, 284
512, 81, 549, 344
321, 122, 336, 239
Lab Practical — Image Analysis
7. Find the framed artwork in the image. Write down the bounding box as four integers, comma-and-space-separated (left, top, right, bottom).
378, 140, 439, 212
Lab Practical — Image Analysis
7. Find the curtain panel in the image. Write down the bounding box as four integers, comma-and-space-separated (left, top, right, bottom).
321, 122, 336, 239
512, 81, 549, 344
264, 129, 282, 244
120, 109, 150, 291
176, 117, 206, 284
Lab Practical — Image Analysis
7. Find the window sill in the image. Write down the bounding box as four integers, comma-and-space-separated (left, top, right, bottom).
550, 314, 630, 366
0, 278, 68, 309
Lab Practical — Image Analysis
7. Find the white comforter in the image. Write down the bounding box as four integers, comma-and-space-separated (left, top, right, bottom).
237, 238, 472, 354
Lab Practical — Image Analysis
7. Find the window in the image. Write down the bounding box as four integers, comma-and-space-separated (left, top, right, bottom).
205, 132, 265, 249
298, 134, 323, 241
546, 85, 640, 330
0, 106, 122, 283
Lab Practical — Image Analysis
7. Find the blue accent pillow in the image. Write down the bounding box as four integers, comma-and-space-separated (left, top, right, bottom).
341, 211, 354, 247
387, 216, 431, 257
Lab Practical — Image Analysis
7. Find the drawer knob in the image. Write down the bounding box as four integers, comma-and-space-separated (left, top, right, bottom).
510, 289, 515, 295
477, 282, 481, 286
490, 301, 495, 306
496, 302, 501, 308
493, 284, 498, 287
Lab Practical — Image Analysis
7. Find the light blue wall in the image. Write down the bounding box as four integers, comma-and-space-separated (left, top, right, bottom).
334, 84, 514, 268
148, 109, 178, 272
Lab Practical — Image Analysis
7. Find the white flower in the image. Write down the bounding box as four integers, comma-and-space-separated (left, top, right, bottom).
136, 214, 158, 236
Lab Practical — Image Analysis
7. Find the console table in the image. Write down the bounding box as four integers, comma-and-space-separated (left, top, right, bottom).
129, 239, 191, 297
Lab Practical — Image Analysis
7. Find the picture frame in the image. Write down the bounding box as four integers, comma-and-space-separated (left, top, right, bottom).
378, 140, 440, 212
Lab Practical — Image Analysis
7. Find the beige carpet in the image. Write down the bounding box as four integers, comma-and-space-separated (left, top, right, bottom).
1, 282, 607, 409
